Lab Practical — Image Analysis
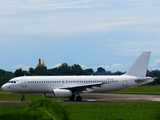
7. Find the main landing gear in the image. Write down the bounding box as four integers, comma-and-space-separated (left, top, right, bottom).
69, 94, 75, 101
69, 94, 82, 101
76, 96, 82, 101
21, 94, 25, 101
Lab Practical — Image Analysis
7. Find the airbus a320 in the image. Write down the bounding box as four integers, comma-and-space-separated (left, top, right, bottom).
1, 51, 155, 101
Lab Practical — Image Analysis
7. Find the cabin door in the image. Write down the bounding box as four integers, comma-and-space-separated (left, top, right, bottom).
123, 77, 128, 86
21, 77, 27, 87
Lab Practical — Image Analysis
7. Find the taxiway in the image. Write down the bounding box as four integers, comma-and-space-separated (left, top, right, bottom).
0, 93, 160, 105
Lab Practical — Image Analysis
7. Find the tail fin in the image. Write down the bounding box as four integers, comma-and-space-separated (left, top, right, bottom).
125, 51, 151, 77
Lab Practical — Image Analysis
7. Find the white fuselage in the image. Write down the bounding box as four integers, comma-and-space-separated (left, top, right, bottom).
1, 75, 153, 94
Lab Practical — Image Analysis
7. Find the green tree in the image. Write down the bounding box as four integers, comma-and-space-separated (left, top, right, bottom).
58, 63, 71, 75
95, 67, 106, 75
33, 66, 48, 75
14, 68, 23, 77
29, 67, 34, 74
0, 69, 13, 86
85, 68, 94, 74
71, 64, 88, 75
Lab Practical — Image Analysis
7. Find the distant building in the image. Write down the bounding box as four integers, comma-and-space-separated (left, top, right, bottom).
38, 59, 46, 67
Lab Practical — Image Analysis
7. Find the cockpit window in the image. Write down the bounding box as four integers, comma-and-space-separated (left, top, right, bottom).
9, 81, 16, 83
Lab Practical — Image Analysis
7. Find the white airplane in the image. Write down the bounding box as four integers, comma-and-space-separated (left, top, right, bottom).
1, 51, 154, 101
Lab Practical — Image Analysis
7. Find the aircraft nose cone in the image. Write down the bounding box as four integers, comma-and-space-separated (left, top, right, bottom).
1, 84, 8, 91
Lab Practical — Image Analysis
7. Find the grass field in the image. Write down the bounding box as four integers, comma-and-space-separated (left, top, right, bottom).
0, 88, 4, 92
0, 101, 160, 120
109, 85, 160, 94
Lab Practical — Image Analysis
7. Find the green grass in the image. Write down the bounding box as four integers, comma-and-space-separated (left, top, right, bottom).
0, 94, 43, 101
66, 103, 160, 120
0, 94, 68, 101
0, 102, 160, 120
109, 85, 160, 94
0, 88, 4, 92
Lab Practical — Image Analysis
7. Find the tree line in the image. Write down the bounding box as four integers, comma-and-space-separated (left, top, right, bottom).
0, 63, 160, 86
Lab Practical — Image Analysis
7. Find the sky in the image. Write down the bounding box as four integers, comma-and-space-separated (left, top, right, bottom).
0, 0, 160, 72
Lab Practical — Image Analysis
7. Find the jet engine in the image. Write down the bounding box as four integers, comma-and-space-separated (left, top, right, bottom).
43, 89, 72, 98
52, 89, 72, 98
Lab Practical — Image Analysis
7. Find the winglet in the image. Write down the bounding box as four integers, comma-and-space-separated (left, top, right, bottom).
125, 51, 151, 77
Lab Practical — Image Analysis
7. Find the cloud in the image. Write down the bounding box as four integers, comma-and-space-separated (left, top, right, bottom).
78, 21, 136, 33
108, 41, 160, 56
0, 0, 95, 15
79, 64, 86, 69
1, 0, 160, 37
37, 0, 95, 10
13, 64, 31, 70
149, 59, 160, 69
111, 64, 123, 70
53, 63, 62, 68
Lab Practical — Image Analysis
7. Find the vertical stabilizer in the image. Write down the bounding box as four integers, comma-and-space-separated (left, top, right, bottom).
125, 51, 151, 77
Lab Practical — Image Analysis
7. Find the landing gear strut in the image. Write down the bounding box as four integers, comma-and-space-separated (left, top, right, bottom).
21, 94, 25, 101
69, 94, 82, 101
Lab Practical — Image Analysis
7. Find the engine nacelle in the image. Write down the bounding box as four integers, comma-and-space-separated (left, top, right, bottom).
52, 89, 72, 98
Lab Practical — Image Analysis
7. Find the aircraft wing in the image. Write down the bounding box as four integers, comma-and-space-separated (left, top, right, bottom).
59, 82, 106, 92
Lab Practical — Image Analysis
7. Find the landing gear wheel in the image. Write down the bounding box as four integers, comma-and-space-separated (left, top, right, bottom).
21, 98, 25, 101
76, 96, 82, 101
69, 94, 75, 101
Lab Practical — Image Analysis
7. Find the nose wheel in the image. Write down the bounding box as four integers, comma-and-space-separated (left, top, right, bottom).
21, 94, 25, 101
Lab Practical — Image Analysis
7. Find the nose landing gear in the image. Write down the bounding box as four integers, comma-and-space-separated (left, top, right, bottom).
21, 94, 25, 101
